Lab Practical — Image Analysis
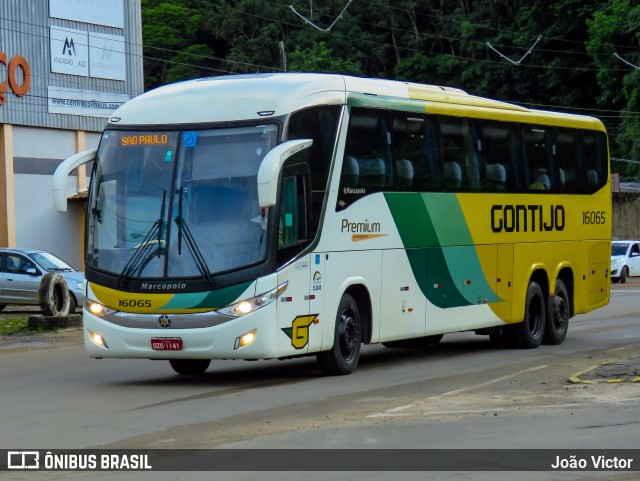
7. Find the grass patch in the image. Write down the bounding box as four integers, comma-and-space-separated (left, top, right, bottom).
0, 317, 31, 336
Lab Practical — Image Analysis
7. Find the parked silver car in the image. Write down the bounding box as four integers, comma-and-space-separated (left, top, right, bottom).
0, 248, 84, 312
611, 240, 640, 283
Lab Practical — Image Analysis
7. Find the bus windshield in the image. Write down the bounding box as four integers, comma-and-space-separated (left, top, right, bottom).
86, 125, 278, 280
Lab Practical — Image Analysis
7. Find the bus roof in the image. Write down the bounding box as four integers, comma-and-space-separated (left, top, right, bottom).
109, 73, 605, 132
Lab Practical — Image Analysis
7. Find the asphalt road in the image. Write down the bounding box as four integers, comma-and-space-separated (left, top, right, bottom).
1, 281, 639, 481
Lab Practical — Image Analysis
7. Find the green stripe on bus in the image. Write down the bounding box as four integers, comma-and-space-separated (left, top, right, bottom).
347, 93, 426, 113
162, 281, 253, 310
384, 193, 500, 308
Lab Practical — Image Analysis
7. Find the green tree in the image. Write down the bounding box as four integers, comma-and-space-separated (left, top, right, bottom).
142, 0, 213, 89
587, 0, 640, 167
288, 41, 362, 74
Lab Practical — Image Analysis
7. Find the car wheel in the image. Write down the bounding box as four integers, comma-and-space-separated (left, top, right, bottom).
169, 359, 210, 375
68, 295, 77, 313
0, 304, 5, 312
620, 266, 628, 284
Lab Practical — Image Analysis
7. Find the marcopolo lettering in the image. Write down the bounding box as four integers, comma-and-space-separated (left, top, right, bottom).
341, 218, 381, 233
491, 204, 565, 233
0, 51, 31, 105
140, 282, 187, 291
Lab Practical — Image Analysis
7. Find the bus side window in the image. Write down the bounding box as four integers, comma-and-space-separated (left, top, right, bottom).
463, 119, 483, 191
582, 130, 606, 193
440, 117, 466, 191
277, 165, 311, 267
439, 116, 483, 191
392, 113, 441, 192
508, 125, 526, 192
337, 108, 391, 209
482, 121, 511, 192
287, 106, 341, 237
524, 126, 554, 191
555, 128, 580, 192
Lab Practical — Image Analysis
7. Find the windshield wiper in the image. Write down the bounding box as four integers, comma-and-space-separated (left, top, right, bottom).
118, 191, 166, 286
174, 187, 215, 287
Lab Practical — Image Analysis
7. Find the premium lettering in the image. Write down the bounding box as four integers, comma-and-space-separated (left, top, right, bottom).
341, 218, 381, 233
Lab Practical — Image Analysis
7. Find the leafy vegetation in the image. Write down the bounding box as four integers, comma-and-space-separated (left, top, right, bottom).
141, 0, 640, 173
0, 318, 31, 336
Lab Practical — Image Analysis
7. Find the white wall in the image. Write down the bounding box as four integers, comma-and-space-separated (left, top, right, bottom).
12, 126, 101, 269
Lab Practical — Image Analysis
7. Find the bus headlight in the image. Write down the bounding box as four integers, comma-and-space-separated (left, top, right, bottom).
89, 331, 109, 349
84, 299, 118, 318
217, 282, 287, 318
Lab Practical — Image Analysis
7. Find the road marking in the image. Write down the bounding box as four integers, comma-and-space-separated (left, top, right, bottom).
368, 402, 585, 418
426, 364, 548, 400
367, 365, 548, 418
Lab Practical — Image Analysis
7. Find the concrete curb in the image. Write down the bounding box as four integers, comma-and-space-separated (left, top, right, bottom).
567, 365, 600, 384
28, 315, 82, 330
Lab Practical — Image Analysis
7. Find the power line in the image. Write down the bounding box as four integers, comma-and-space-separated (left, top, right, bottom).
614, 53, 640, 70
289, 0, 353, 32
3, 7, 640, 122
487, 36, 542, 65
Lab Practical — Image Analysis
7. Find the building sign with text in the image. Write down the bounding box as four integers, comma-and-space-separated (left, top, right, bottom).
50, 27, 89, 77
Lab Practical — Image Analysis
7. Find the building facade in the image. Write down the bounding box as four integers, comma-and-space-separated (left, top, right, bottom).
0, 0, 143, 268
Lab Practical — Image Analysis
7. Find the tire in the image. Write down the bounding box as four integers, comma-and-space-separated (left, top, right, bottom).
620, 266, 628, 284
611, 277, 619, 284
0, 304, 5, 312
507, 281, 546, 349
69, 295, 78, 313
489, 328, 508, 347
383, 334, 443, 349
316, 293, 362, 375
38, 272, 71, 317
543, 278, 570, 345
169, 359, 211, 375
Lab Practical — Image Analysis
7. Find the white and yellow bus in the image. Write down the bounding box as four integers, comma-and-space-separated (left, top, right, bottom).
54, 73, 611, 375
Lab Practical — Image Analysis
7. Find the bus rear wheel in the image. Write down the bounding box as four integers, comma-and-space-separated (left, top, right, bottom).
543, 279, 570, 345
169, 359, 211, 375
317, 293, 362, 375
507, 280, 546, 349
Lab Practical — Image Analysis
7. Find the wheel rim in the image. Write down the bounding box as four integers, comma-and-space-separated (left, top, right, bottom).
338, 311, 358, 362
527, 294, 544, 338
552, 294, 569, 332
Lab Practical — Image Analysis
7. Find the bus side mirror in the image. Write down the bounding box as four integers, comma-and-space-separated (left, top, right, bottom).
257, 139, 313, 208
52, 149, 97, 212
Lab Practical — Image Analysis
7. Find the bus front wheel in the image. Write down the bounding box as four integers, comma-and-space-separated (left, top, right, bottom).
169, 359, 211, 375
316, 293, 362, 375
508, 281, 546, 349
543, 278, 570, 345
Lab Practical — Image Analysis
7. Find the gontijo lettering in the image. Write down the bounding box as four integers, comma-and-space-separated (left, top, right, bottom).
121, 134, 169, 146
491, 204, 565, 233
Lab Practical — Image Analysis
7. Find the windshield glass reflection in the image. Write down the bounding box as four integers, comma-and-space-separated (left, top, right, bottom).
86, 125, 277, 280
